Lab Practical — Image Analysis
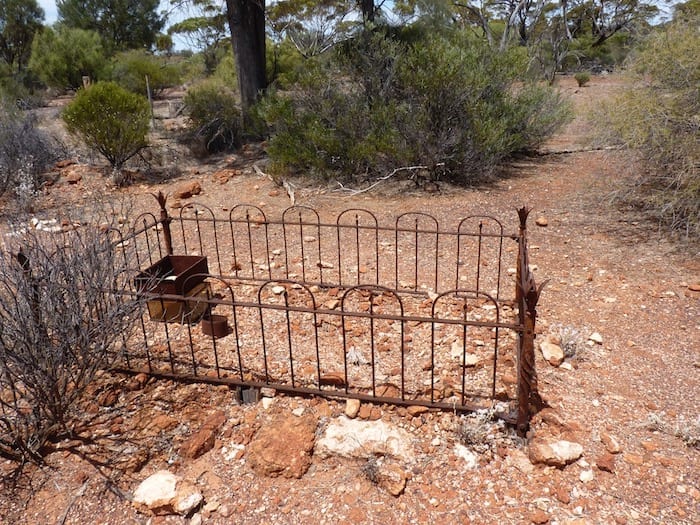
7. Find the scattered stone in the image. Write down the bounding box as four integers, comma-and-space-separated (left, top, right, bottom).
271, 285, 286, 295
324, 299, 340, 310
377, 463, 409, 497
530, 509, 550, 524
315, 416, 415, 461
588, 332, 603, 344
261, 397, 274, 410
579, 469, 595, 483
623, 453, 644, 466
601, 432, 622, 454
319, 372, 346, 387
407, 405, 429, 417
212, 169, 239, 184
358, 404, 372, 420
133, 470, 203, 516
172, 481, 204, 515
55, 159, 76, 169
688, 283, 700, 292
180, 410, 226, 459
345, 399, 361, 418
596, 453, 616, 473
173, 181, 202, 200
454, 444, 479, 469
260, 387, 276, 398
535, 217, 549, 227
555, 485, 571, 504
464, 353, 480, 367
540, 340, 565, 366
505, 448, 535, 474
292, 407, 305, 417
246, 413, 318, 478
65, 172, 82, 184
529, 439, 584, 467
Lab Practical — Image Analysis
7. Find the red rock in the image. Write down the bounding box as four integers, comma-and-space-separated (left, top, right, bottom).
148, 414, 178, 432
555, 485, 571, 504
358, 404, 372, 420
54, 159, 76, 169
65, 172, 82, 184
319, 372, 346, 387
173, 181, 202, 199
246, 413, 318, 478
596, 452, 616, 473
530, 509, 550, 523
407, 405, 429, 417
180, 410, 227, 459
623, 453, 644, 465
601, 432, 622, 454
377, 463, 408, 496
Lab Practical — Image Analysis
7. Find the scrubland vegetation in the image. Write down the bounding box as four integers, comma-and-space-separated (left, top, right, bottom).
0, 0, 697, 468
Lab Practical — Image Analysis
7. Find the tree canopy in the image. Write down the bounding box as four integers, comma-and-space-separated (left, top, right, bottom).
56, 0, 165, 51
0, 0, 44, 72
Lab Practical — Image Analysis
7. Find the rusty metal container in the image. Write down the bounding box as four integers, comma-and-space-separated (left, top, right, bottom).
135, 255, 208, 296
201, 314, 230, 338
146, 281, 211, 323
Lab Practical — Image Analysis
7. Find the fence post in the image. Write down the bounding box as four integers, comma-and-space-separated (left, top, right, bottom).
156, 191, 173, 255
515, 207, 545, 435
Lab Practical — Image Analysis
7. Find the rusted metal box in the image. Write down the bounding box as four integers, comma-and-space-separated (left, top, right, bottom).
135, 255, 208, 296
146, 281, 211, 323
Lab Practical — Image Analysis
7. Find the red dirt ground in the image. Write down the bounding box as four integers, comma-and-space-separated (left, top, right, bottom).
0, 74, 698, 525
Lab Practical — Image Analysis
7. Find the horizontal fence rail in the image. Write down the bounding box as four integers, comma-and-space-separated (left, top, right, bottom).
111, 197, 542, 432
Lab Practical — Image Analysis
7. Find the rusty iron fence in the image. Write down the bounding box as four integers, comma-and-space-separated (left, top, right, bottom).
110, 196, 543, 433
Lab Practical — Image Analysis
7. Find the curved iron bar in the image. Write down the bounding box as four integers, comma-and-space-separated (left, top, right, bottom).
178, 203, 223, 274
395, 212, 440, 292
229, 204, 269, 280
336, 209, 379, 286
282, 206, 321, 283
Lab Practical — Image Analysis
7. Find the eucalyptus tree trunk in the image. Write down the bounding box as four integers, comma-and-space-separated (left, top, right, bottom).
225, 0, 266, 127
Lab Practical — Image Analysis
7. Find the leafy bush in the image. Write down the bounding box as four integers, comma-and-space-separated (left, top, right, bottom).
28, 27, 106, 91
574, 72, 590, 87
184, 79, 242, 154
62, 81, 150, 177
0, 102, 61, 207
600, 16, 699, 239
108, 50, 181, 96
0, 65, 45, 110
0, 222, 144, 463
261, 31, 571, 182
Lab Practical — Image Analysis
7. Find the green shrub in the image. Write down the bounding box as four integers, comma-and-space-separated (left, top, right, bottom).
62, 81, 150, 177
184, 79, 242, 153
574, 72, 591, 87
261, 31, 571, 182
600, 16, 699, 239
108, 50, 181, 96
28, 27, 106, 91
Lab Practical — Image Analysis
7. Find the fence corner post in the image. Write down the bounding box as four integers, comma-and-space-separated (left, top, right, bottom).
516, 207, 546, 436
155, 191, 173, 255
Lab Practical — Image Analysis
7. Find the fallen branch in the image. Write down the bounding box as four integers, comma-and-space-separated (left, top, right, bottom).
253, 162, 296, 205
334, 165, 429, 195
57, 479, 89, 525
